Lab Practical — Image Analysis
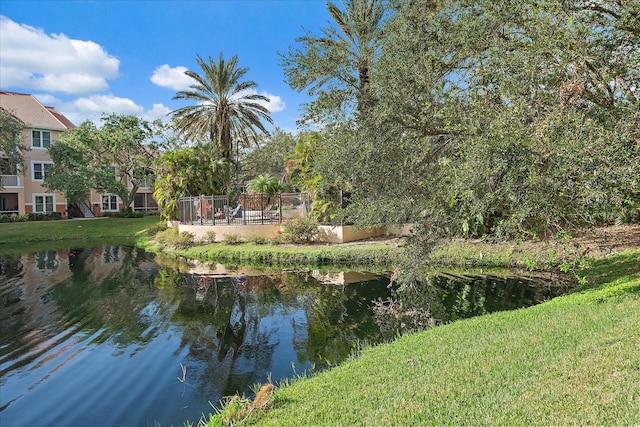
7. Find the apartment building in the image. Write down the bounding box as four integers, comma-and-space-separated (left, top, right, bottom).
0, 91, 157, 216
0, 91, 73, 215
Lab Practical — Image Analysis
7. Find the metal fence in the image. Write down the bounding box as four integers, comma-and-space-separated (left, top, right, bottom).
178, 193, 310, 225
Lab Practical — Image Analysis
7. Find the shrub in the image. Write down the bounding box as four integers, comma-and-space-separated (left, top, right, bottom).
248, 234, 269, 245
155, 227, 178, 246
281, 217, 319, 244
15, 214, 28, 222
200, 230, 217, 244
175, 231, 195, 249
223, 233, 244, 245
0, 212, 61, 222
105, 208, 144, 218
145, 221, 168, 236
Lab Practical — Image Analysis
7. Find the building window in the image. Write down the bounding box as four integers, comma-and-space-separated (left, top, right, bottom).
34, 194, 55, 213
1, 157, 18, 175
102, 194, 119, 212
32, 130, 51, 148
32, 162, 52, 181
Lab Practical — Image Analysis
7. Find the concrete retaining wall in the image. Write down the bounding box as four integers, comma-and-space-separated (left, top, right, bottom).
179, 223, 281, 242
178, 223, 394, 244
315, 225, 386, 244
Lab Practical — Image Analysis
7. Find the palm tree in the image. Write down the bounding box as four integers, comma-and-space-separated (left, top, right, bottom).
171, 53, 273, 160
325, 0, 386, 109
281, 0, 387, 119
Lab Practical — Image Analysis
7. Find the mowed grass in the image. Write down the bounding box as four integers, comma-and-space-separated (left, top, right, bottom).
245, 249, 640, 426
0, 216, 160, 245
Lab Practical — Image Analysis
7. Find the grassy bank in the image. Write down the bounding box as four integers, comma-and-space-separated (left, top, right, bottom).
177, 241, 403, 267
0, 216, 159, 245
223, 248, 638, 425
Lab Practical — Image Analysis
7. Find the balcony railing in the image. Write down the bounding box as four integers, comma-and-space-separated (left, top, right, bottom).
1, 175, 19, 187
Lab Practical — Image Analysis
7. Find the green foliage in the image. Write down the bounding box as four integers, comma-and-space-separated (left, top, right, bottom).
279, 0, 388, 123
240, 128, 297, 183
46, 114, 156, 208
154, 227, 178, 246
0, 214, 26, 223
200, 230, 217, 244
153, 227, 195, 249
153, 145, 232, 220
285, 132, 347, 224
246, 174, 287, 197
0, 109, 27, 190
248, 234, 270, 245
0, 212, 61, 222
310, 0, 640, 240
27, 212, 62, 221
144, 221, 168, 237
281, 217, 319, 244
0, 212, 62, 223
222, 233, 244, 245
176, 231, 196, 249
171, 53, 273, 160
103, 208, 144, 218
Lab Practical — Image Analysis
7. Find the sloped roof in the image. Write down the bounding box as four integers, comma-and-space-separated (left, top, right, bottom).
46, 106, 76, 129
0, 90, 75, 130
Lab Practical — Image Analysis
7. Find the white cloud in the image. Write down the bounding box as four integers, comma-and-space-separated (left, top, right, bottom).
259, 91, 286, 113
32, 93, 61, 106
58, 94, 143, 125
143, 103, 172, 121
62, 95, 171, 125
150, 64, 192, 91
0, 16, 119, 94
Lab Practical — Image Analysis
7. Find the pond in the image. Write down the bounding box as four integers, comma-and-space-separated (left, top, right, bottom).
0, 244, 571, 426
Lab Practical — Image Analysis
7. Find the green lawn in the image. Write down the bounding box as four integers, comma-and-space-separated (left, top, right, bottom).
216, 249, 639, 426
0, 216, 160, 245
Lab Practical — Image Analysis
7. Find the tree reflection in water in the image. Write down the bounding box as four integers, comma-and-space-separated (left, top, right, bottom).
0, 245, 568, 426
374, 271, 574, 339
164, 269, 389, 401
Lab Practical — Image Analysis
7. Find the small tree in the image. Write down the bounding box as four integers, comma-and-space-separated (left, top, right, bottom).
153, 145, 232, 220
0, 109, 27, 190
46, 114, 156, 208
247, 175, 287, 198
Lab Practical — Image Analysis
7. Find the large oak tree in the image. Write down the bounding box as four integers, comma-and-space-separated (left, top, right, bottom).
46, 114, 156, 209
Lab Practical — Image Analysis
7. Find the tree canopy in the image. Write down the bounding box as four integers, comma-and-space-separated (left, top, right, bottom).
306, 0, 639, 237
239, 128, 298, 183
153, 145, 232, 220
46, 114, 156, 208
0, 109, 26, 190
279, 0, 388, 124
171, 53, 273, 160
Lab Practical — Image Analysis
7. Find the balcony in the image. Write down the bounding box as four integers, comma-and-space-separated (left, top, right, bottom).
1, 175, 19, 187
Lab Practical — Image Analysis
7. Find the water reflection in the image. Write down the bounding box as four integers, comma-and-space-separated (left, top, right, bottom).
374, 271, 572, 338
0, 245, 569, 427
0, 245, 389, 426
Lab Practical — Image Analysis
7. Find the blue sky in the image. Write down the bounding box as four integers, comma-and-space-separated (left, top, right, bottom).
0, 0, 332, 132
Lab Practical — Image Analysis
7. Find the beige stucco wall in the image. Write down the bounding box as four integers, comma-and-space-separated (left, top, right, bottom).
315, 225, 386, 244
179, 223, 281, 242
10, 128, 67, 215
177, 224, 396, 244
386, 224, 415, 237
